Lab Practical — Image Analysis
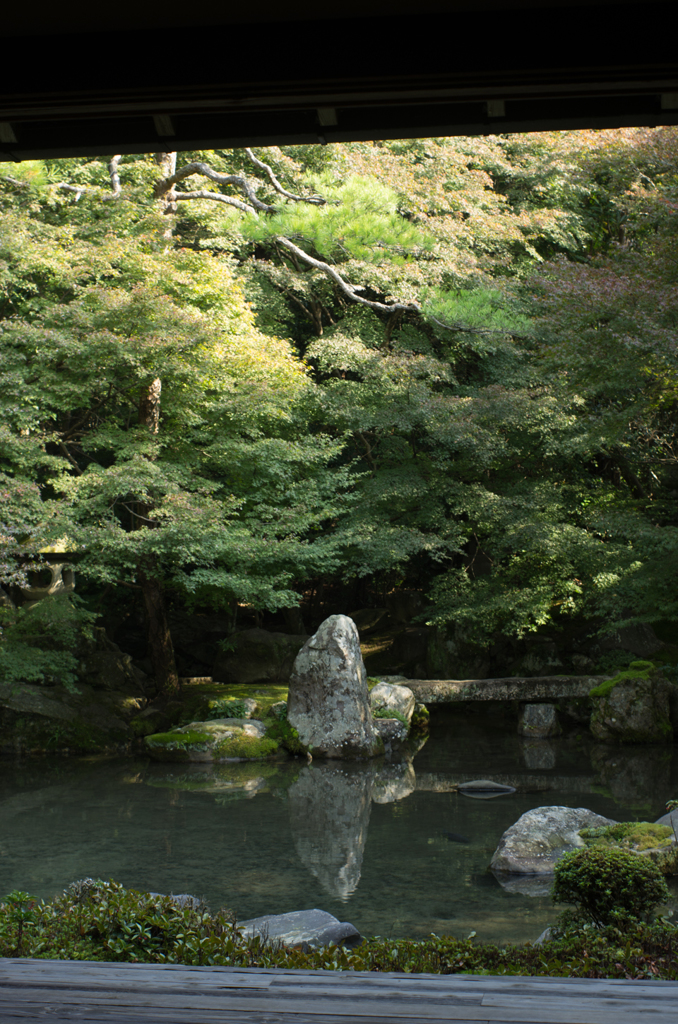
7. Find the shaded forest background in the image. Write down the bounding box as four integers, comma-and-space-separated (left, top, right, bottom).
1, 128, 677, 695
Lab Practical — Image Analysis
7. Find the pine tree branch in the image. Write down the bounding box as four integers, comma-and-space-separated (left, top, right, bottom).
275, 236, 418, 315
172, 190, 257, 215
245, 148, 326, 206
156, 161, 274, 213
428, 313, 530, 340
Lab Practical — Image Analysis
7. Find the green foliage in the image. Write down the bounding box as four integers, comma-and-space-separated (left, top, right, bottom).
268, 700, 288, 721
4, 129, 678, 669
410, 703, 430, 730
552, 847, 670, 927
373, 706, 409, 726
206, 698, 248, 720
264, 719, 307, 755
4, 880, 678, 979
0, 596, 94, 690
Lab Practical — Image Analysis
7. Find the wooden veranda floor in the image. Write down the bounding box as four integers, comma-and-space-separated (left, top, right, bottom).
1, 959, 677, 1023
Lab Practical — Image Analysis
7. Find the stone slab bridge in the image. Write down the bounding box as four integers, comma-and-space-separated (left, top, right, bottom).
405, 675, 607, 704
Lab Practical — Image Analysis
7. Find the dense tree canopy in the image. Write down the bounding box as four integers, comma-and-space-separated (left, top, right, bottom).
1, 128, 677, 693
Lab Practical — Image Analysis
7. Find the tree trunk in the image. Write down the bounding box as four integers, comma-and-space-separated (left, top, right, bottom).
138, 565, 179, 699
137, 374, 180, 697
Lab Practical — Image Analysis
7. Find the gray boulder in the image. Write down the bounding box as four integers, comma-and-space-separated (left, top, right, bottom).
656, 809, 678, 831
370, 681, 415, 725
598, 622, 664, 659
237, 908, 362, 950
590, 677, 673, 744
518, 703, 561, 738
287, 614, 383, 759
490, 806, 617, 875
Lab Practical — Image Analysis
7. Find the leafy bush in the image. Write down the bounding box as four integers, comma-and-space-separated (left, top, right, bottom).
0, 595, 94, 692
552, 847, 670, 927
207, 699, 248, 720
4, 879, 678, 978
268, 701, 288, 722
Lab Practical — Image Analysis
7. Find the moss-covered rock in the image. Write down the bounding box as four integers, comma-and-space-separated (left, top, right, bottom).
579, 821, 678, 875
144, 718, 284, 763
589, 666, 673, 744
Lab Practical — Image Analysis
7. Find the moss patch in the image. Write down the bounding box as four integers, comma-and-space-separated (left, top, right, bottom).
264, 719, 308, 755
212, 734, 280, 759
590, 660, 655, 698
580, 822, 674, 852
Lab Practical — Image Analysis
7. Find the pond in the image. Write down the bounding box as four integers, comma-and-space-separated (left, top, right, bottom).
2, 708, 677, 945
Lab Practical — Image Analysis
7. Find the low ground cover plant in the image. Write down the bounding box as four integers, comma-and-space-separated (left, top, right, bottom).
2, 877, 678, 979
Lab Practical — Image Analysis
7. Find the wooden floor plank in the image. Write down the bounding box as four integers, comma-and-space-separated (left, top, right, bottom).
1, 958, 677, 1024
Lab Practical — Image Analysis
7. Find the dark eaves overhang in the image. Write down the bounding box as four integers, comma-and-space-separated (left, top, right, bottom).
1, 0, 677, 160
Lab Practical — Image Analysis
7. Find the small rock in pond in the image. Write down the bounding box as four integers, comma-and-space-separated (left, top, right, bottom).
458, 779, 516, 799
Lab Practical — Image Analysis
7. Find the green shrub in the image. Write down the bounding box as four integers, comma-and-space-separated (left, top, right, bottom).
552, 847, 670, 927
207, 698, 248, 720
5, 879, 678, 978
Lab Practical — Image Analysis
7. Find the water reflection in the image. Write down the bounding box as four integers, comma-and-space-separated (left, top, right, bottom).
591, 746, 672, 810
521, 739, 556, 770
288, 764, 374, 900
2, 719, 678, 943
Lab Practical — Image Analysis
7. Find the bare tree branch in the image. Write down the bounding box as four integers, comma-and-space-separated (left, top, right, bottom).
57, 183, 87, 201
245, 148, 326, 205
156, 161, 274, 213
275, 236, 418, 315
107, 155, 122, 196
173, 190, 257, 215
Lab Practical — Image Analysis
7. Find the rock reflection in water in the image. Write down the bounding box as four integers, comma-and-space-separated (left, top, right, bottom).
491, 872, 555, 898
288, 761, 415, 900
521, 740, 556, 770
590, 745, 671, 809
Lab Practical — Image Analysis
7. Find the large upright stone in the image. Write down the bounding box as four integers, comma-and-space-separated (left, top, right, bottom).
287, 614, 383, 759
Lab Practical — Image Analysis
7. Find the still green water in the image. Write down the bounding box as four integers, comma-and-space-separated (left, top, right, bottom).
2, 709, 677, 945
